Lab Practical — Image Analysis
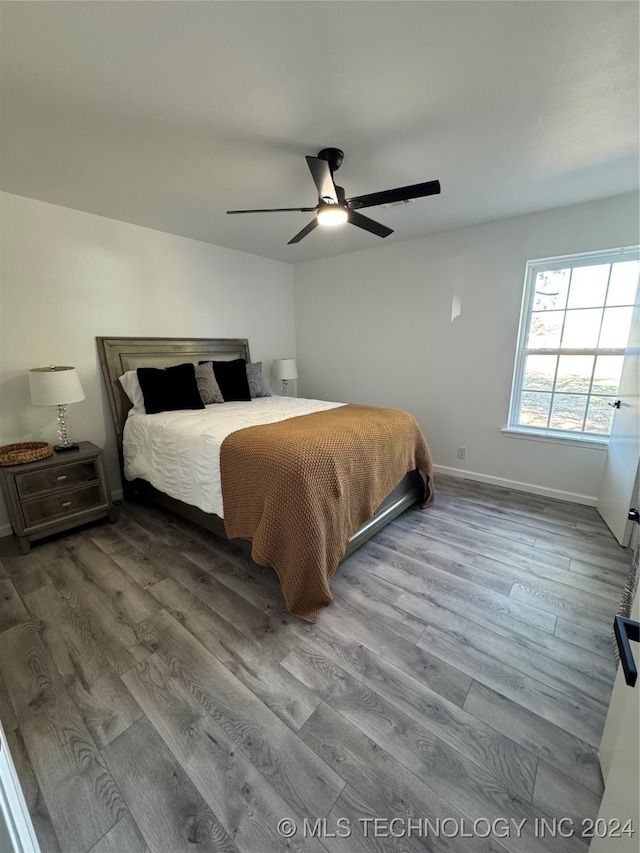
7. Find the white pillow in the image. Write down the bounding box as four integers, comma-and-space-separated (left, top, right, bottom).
118, 370, 146, 414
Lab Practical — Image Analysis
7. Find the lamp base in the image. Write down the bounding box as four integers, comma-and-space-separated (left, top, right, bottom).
54, 404, 79, 452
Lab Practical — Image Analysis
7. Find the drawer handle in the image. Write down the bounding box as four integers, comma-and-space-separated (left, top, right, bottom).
60, 500, 73, 508
56, 475, 68, 481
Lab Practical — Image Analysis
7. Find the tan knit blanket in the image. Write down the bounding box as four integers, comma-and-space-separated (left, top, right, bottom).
220, 403, 434, 622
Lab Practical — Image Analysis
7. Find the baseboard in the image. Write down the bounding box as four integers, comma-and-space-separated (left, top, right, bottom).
432, 464, 599, 507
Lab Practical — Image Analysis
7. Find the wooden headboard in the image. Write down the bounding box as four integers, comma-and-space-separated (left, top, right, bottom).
96, 336, 251, 450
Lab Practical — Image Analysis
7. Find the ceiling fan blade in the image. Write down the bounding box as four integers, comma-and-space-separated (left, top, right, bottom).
288, 218, 319, 245
306, 156, 339, 204
347, 179, 441, 210
227, 207, 316, 214
348, 210, 393, 239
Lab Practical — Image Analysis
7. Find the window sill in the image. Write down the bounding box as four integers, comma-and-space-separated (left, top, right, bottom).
501, 427, 608, 450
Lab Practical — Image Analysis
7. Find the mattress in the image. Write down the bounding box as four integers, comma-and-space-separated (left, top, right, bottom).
123, 396, 344, 517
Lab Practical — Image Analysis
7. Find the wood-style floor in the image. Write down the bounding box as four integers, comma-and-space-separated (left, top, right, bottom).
0, 475, 633, 853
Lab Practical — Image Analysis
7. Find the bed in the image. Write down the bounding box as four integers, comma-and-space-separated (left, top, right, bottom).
97, 336, 433, 621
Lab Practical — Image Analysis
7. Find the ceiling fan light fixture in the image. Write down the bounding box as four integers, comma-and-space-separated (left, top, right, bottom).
316, 204, 348, 227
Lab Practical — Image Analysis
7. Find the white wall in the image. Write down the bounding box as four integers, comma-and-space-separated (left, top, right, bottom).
0, 192, 296, 533
294, 193, 640, 504
1, 191, 637, 539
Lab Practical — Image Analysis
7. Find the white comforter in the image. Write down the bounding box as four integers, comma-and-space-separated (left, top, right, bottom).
123, 396, 344, 517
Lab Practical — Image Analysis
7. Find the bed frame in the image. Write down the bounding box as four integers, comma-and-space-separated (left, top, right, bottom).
96, 336, 424, 560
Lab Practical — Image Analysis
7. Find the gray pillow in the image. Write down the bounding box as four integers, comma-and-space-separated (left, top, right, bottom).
195, 361, 224, 404
246, 362, 272, 398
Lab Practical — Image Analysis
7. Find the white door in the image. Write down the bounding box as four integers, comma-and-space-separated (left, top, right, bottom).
0, 721, 41, 853
598, 293, 640, 547
591, 582, 639, 853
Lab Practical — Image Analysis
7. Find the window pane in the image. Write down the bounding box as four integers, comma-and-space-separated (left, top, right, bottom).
592, 355, 624, 394
523, 355, 557, 390
567, 264, 610, 309
599, 306, 633, 348
607, 261, 639, 306
561, 308, 602, 348
533, 269, 570, 311
511, 251, 639, 441
556, 355, 594, 393
584, 397, 615, 435
528, 311, 563, 348
549, 394, 588, 431
519, 391, 551, 427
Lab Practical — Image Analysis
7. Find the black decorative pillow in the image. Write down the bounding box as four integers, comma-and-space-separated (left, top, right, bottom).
246, 362, 271, 398
195, 362, 224, 404
136, 363, 205, 414
199, 358, 251, 401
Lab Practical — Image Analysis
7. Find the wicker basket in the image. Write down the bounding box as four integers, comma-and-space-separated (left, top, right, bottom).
0, 441, 53, 466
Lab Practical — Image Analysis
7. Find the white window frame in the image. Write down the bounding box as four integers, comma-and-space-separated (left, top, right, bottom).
506, 246, 640, 446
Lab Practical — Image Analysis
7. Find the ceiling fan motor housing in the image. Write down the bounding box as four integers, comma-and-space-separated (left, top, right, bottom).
317, 148, 344, 174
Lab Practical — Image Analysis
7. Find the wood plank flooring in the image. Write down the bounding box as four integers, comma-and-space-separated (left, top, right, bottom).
0, 475, 633, 853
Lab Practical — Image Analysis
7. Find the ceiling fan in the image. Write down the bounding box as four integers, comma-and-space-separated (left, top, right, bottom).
226, 148, 441, 245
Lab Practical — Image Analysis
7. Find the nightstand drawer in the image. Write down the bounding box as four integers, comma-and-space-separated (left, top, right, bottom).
16, 459, 99, 499
22, 483, 105, 525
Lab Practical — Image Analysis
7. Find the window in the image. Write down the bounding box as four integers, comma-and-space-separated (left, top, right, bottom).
508, 248, 639, 442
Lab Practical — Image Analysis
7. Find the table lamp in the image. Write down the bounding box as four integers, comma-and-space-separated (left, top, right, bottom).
29, 365, 85, 451
271, 358, 298, 396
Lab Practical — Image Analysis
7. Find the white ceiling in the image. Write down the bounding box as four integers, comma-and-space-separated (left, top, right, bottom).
1, 1, 638, 264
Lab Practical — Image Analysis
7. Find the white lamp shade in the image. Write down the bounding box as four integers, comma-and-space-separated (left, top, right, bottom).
29, 366, 85, 406
271, 358, 298, 381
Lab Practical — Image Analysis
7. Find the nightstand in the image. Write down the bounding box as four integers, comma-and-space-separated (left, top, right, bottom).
0, 441, 116, 554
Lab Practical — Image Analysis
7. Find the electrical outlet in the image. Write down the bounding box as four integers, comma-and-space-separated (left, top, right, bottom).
457, 446, 467, 460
